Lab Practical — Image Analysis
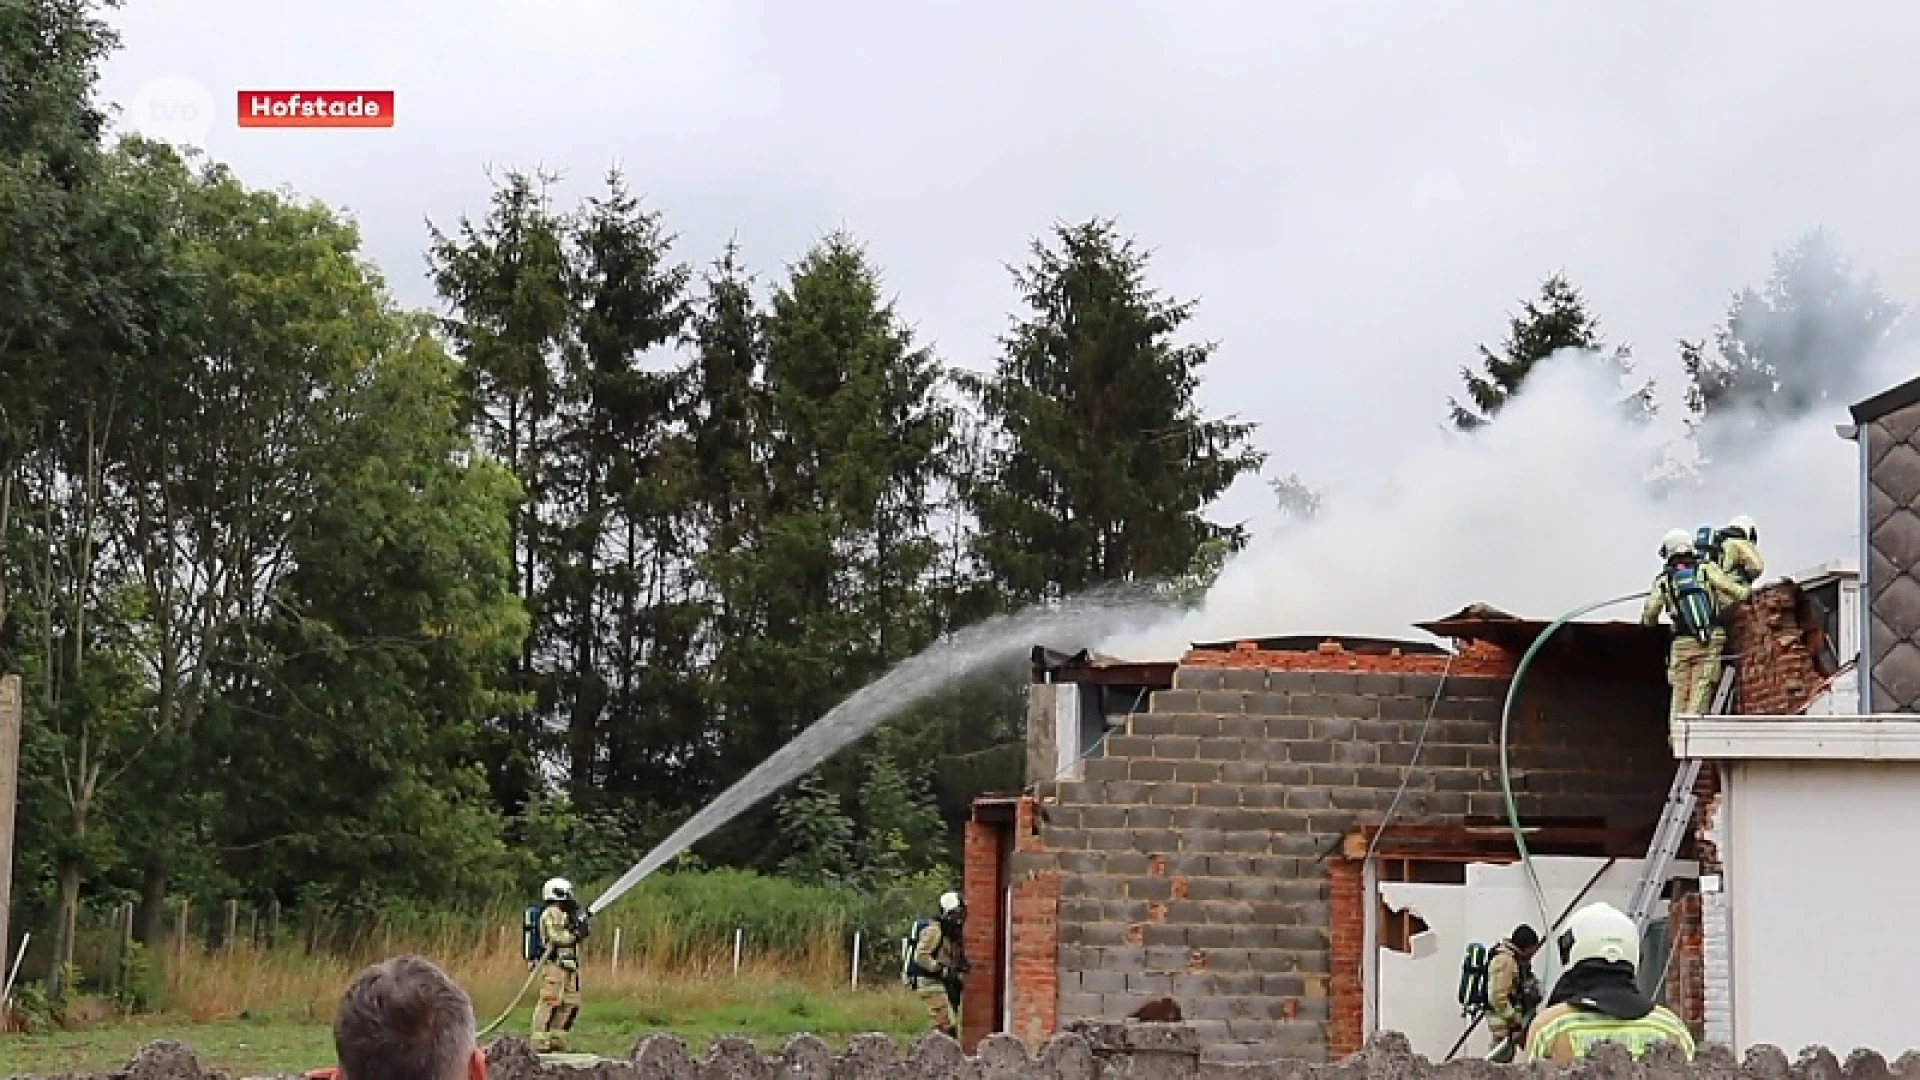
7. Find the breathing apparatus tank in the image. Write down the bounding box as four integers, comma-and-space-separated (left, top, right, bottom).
522, 903, 544, 967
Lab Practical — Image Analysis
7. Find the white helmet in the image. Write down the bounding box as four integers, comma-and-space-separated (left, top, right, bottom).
543, 877, 574, 903
938, 890, 963, 915
1557, 901, 1638, 968
1725, 514, 1757, 541
1660, 528, 1694, 558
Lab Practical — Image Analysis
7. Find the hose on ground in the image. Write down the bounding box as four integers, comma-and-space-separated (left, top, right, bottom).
1495, 590, 1650, 997
477, 958, 546, 1039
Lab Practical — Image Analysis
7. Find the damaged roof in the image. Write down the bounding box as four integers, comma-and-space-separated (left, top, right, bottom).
1416, 603, 1668, 669
1188, 634, 1448, 656
1030, 646, 1176, 687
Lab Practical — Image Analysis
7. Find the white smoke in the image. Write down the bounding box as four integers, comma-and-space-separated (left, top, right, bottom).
1100, 344, 1901, 660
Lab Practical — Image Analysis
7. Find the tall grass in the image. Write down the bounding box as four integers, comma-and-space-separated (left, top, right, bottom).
29, 869, 941, 1026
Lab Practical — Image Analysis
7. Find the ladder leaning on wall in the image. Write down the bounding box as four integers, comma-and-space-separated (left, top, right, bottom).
1623, 665, 1737, 936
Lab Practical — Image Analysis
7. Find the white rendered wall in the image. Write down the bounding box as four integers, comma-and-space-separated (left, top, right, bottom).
1726, 760, 1920, 1055
1373, 858, 1654, 1061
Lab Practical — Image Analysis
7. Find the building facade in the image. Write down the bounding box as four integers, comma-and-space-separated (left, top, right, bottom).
964, 587, 1836, 1062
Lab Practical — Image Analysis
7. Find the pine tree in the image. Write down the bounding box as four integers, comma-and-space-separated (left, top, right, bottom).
1684, 229, 1904, 451
959, 218, 1266, 604
1450, 273, 1654, 431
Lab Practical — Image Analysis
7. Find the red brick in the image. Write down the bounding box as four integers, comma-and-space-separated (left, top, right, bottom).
960, 819, 1003, 1052
1725, 582, 1826, 716
1179, 639, 1518, 676
1327, 860, 1365, 1058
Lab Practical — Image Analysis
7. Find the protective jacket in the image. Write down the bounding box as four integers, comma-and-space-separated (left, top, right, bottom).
1640, 558, 1751, 634
1486, 942, 1539, 1038
540, 903, 580, 970
1526, 1001, 1696, 1064
1719, 535, 1764, 585
911, 919, 958, 985
1526, 959, 1695, 1064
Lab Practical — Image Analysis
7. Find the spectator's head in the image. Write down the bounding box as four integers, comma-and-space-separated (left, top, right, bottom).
333, 955, 485, 1080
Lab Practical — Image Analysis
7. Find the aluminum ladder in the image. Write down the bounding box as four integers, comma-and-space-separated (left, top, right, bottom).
1624, 665, 1737, 935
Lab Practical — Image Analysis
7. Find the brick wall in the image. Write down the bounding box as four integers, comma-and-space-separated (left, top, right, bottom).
1726, 582, 1827, 716
1008, 797, 1060, 1048
1326, 859, 1364, 1058
961, 819, 1003, 1052
1027, 654, 1673, 1062
1665, 888, 1704, 1033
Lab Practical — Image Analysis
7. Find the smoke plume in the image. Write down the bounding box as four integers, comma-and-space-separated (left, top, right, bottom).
1101, 333, 1912, 661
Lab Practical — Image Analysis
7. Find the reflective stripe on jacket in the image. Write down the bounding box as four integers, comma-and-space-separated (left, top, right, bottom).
1525, 1002, 1696, 1065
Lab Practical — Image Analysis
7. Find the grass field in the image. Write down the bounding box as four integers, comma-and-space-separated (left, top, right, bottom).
0, 910, 932, 1076
0, 980, 926, 1074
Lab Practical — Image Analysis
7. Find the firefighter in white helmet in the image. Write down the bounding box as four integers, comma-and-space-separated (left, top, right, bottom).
530, 876, 589, 1052
1641, 529, 1750, 717
907, 890, 968, 1039
1716, 515, 1764, 586
1525, 902, 1695, 1064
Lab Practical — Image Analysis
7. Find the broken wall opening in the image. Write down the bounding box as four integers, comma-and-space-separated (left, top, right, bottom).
1345, 825, 1694, 1063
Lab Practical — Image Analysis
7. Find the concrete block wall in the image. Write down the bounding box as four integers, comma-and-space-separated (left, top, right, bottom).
55, 1030, 1920, 1080
1029, 661, 1674, 1063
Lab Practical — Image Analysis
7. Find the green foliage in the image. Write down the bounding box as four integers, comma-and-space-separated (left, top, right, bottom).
1450, 273, 1655, 431
774, 774, 855, 885
1163, 535, 1233, 608
958, 218, 1267, 605
853, 752, 948, 887
2, 0, 1285, 956
8, 981, 58, 1033
115, 940, 160, 1015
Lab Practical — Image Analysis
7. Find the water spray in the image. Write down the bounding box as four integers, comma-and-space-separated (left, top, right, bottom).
586, 588, 1174, 917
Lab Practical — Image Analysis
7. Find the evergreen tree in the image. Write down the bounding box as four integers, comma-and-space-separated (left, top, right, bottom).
959, 218, 1266, 604
425, 170, 573, 816
550, 170, 693, 810
694, 232, 955, 872
1684, 229, 1904, 451
1449, 273, 1655, 431
1269, 472, 1322, 524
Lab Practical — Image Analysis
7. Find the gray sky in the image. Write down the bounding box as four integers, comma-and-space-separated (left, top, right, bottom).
95, 1, 1920, 532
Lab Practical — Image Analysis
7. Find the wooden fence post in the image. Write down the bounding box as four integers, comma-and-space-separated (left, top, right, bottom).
224, 899, 239, 952
176, 898, 189, 965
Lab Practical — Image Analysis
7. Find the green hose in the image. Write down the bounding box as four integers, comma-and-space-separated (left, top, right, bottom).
1496, 590, 1650, 994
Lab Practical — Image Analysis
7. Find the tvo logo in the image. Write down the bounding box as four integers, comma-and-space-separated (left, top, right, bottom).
124, 76, 217, 148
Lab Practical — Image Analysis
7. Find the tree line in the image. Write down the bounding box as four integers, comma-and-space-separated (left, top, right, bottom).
1449, 235, 1906, 450
1, 1, 1268, 986
5, 0, 1902, 994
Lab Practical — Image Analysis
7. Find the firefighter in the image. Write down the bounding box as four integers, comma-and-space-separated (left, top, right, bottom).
909, 891, 968, 1039
530, 876, 589, 1052
1526, 902, 1695, 1064
1641, 528, 1751, 716
1486, 924, 1542, 1059
1717, 515, 1764, 586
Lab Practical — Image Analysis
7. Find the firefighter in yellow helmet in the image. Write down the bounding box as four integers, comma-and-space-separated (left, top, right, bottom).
529, 876, 589, 1052
1641, 528, 1750, 717
1526, 902, 1695, 1064
1716, 515, 1764, 586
